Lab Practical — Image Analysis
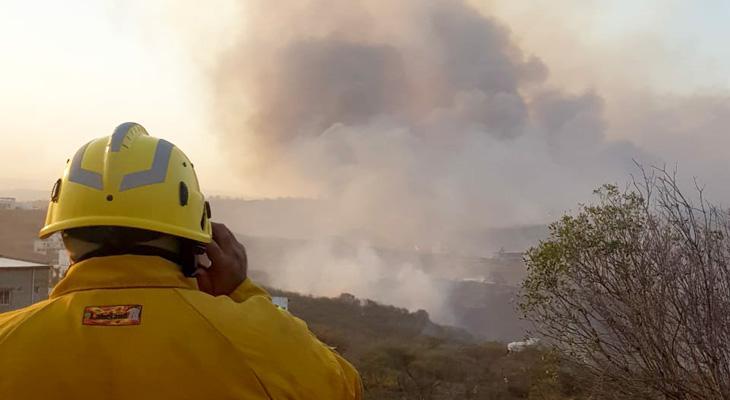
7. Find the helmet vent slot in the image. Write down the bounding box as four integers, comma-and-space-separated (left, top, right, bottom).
51, 179, 62, 202
179, 182, 189, 206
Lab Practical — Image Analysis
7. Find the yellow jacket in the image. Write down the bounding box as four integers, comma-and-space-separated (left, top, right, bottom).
0, 255, 362, 399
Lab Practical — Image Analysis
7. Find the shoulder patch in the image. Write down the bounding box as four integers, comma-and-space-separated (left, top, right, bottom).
82, 305, 142, 326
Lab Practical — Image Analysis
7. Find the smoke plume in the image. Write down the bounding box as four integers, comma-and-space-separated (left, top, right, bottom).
214, 0, 643, 244
208, 0, 656, 324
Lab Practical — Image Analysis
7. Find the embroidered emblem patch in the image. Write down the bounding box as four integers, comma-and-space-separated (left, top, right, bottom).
82, 305, 142, 326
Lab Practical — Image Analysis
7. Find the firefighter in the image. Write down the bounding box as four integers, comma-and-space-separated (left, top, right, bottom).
0, 122, 362, 399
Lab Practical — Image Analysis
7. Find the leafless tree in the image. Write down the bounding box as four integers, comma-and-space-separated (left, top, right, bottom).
520, 167, 730, 399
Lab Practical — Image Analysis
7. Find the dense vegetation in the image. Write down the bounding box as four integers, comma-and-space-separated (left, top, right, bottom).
521, 171, 730, 399
273, 289, 587, 399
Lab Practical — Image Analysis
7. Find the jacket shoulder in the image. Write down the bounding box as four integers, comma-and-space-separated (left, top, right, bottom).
0, 298, 57, 338
174, 288, 360, 399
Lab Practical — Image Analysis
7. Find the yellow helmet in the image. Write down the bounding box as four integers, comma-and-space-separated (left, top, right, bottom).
39, 122, 212, 243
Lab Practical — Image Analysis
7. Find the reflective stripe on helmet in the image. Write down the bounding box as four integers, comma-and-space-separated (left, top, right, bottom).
68, 142, 103, 190
119, 139, 174, 191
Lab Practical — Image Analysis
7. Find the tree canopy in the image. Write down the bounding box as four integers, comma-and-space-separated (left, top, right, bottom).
521, 170, 730, 399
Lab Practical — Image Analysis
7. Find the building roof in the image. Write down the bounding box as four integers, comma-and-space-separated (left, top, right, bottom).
0, 256, 48, 268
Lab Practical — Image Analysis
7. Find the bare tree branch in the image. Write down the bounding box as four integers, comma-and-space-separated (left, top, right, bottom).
520, 167, 730, 399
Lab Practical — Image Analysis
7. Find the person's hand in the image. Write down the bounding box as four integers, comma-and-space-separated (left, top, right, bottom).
194, 222, 248, 296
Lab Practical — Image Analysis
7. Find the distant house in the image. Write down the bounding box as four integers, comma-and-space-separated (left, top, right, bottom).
495, 248, 524, 263
34, 235, 71, 282
0, 256, 51, 313
0, 197, 16, 210
34, 234, 64, 255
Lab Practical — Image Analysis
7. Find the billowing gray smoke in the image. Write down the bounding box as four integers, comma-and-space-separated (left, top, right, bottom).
210, 0, 646, 324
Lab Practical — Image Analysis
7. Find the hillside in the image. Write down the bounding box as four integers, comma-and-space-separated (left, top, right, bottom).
271, 289, 474, 352
238, 234, 529, 341
0, 208, 52, 263
278, 290, 586, 400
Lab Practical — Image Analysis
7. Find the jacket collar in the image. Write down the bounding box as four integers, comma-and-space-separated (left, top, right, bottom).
50, 255, 197, 298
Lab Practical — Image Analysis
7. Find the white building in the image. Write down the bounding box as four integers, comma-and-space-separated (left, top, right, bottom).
15, 201, 43, 210
34, 234, 65, 255
495, 248, 524, 263
0, 197, 16, 210
0, 256, 51, 312
33, 235, 71, 281
55, 249, 71, 277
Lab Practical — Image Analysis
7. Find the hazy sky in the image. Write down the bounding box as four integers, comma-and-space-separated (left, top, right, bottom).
0, 1, 240, 196
1, 0, 728, 200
